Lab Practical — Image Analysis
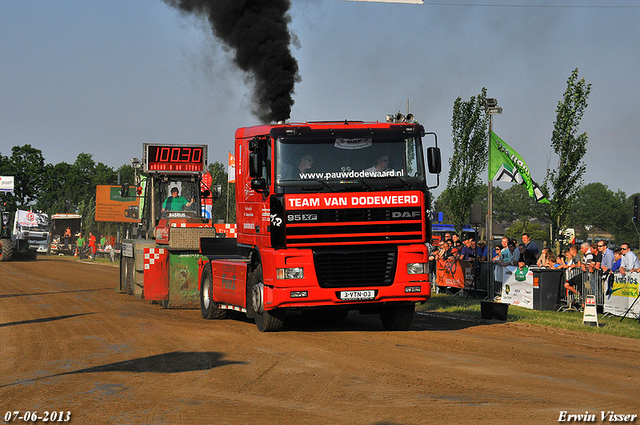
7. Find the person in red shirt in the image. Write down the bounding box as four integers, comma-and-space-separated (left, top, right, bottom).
88, 232, 97, 259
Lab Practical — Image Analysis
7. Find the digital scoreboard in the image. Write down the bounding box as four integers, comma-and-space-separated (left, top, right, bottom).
143, 144, 208, 174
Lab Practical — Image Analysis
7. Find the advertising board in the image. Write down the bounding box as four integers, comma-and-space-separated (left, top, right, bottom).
95, 185, 139, 223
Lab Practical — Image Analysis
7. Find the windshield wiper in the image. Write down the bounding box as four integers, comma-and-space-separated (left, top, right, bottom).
314, 179, 338, 191
375, 176, 412, 190
354, 177, 414, 191
353, 178, 376, 191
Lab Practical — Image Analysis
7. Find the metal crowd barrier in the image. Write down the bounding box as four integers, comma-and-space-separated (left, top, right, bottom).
558, 268, 606, 310
429, 256, 612, 311
430, 260, 497, 298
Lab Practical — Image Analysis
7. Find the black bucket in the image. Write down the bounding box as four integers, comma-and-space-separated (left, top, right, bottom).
480, 301, 509, 321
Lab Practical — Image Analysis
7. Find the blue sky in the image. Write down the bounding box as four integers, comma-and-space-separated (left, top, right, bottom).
1, 0, 638, 200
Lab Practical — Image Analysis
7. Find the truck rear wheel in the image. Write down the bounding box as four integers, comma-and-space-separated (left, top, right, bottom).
249, 264, 285, 332
0, 239, 13, 261
380, 302, 415, 331
200, 263, 227, 319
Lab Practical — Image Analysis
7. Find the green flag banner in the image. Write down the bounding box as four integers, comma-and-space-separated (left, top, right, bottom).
489, 131, 550, 204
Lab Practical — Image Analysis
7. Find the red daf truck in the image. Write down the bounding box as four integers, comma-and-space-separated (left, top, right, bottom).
199, 118, 442, 331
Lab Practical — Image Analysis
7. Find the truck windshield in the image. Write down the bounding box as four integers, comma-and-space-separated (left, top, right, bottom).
157, 178, 201, 218
275, 133, 425, 185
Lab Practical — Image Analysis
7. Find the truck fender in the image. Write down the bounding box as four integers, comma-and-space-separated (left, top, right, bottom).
197, 258, 208, 292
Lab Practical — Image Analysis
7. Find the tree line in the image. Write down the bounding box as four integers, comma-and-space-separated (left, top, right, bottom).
438, 68, 639, 249
436, 182, 639, 247
0, 145, 235, 237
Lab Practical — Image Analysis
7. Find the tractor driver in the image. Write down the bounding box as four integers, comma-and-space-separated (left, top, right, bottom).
162, 187, 194, 212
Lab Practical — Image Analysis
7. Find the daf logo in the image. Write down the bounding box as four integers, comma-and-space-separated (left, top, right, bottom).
392, 211, 421, 219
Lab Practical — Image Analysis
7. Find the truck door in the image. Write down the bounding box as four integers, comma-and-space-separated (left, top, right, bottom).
211, 260, 248, 308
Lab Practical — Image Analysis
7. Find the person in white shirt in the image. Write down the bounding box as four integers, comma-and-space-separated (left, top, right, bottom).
365, 155, 389, 173
619, 243, 640, 275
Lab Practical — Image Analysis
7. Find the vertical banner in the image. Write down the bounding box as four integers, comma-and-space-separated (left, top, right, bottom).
228, 153, 236, 183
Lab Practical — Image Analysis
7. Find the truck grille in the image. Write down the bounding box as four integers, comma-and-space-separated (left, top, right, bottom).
313, 247, 397, 288
285, 207, 422, 246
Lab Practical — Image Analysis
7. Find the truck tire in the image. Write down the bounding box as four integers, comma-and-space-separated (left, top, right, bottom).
380, 302, 415, 331
0, 239, 13, 261
249, 264, 285, 332
200, 263, 227, 320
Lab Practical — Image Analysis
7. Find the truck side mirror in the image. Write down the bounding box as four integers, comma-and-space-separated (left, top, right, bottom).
249, 152, 262, 178
427, 147, 442, 175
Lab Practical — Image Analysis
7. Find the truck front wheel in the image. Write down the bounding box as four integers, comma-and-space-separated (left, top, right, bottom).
380, 302, 415, 331
200, 263, 228, 320
249, 264, 285, 332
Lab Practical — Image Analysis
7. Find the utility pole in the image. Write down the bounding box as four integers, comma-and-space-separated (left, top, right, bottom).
485, 98, 502, 300
485, 98, 502, 252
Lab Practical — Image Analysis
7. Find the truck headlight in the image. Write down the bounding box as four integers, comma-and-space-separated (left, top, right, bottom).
276, 267, 304, 280
407, 263, 427, 275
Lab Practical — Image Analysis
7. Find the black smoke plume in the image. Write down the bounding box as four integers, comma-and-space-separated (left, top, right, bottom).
164, 0, 300, 123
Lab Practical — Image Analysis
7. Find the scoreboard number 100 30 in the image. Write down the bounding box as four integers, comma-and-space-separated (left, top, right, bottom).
143, 144, 207, 173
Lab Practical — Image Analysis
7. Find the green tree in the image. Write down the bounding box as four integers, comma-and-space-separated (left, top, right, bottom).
37, 162, 74, 214
567, 186, 639, 246
93, 162, 117, 186
35, 153, 118, 216
436, 183, 550, 241
494, 184, 548, 226
446, 87, 489, 232
1, 145, 46, 209
504, 221, 549, 246
567, 183, 620, 240
117, 165, 135, 187
614, 192, 640, 247
545, 68, 591, 247
435, 185, 486, 225
78, 197, 96, 237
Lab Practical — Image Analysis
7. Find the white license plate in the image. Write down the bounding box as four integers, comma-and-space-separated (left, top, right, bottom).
339, 290, 376, 301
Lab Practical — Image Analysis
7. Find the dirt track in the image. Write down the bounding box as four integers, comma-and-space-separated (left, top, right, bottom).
1, 257, 639, 425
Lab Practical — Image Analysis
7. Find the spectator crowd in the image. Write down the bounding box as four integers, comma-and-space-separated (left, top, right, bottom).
428, 231, 640, 302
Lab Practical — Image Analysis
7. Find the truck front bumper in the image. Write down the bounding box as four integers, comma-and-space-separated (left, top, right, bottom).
261, 245, 431, 310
